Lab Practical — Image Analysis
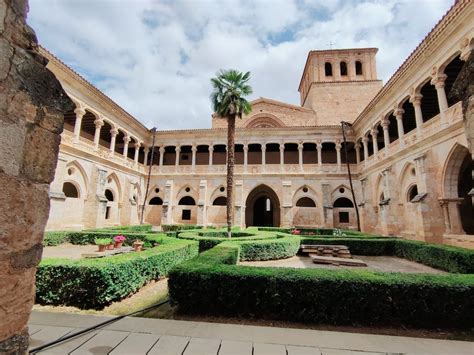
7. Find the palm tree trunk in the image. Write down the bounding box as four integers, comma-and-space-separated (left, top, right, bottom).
226, 114, 236, 238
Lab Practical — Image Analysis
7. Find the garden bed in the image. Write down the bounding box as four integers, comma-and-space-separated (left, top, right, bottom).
168, 236, 474, 329
36, 236, 198, 309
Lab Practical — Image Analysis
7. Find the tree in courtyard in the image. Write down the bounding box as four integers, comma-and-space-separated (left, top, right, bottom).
211, 70, 253, 237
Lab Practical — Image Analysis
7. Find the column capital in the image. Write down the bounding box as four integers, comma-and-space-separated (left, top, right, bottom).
431, 73, 447, 88
459, 36, 472, 61
175, 145, 181, 152
409, 93, 423, 106
209, 145, 214, 151
159, 146, 165, 153
298, 142, 304, 150
134, 142, 141, 149
335, 142, 342, 150
144, 146, 150, 153
94, 119, 104, 128
110, 128, 119, 136
74, 107, 86, 117
381, 119, 390, 130
394, 108, 405, 118
261, 144, 266, 151
279, 144, 285, 151
191, 145, 198, 152
370, 128, 378, 136
123, 135, 131, 143
362, 136, 369, 144
355, 142, 361, 149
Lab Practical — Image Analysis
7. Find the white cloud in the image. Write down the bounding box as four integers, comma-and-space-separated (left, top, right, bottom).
27, 0, 454, 130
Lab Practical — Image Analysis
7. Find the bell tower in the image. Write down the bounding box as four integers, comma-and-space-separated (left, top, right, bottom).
298, 48, 383, 125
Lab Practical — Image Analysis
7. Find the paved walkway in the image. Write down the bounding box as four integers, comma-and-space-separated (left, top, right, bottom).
28, 311, 473, 354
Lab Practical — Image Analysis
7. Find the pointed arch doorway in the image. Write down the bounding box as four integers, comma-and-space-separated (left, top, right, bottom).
245, 185, 280, 227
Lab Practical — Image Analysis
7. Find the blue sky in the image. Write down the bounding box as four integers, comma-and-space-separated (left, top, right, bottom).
28, 0, 454, 130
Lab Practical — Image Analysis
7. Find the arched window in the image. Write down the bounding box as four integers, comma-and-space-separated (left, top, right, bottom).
407, 185, 418, 202
149, 197, 163, 205
213, 196, 227, 206
340, 62, 348, 76
296, 197, 316, 207
355, 61, 363, 75
63, 182, 79, 198
105, 189, 114, 202
325, 62, 333, 76
178, 196, 196, 205
333, 197, 354, 208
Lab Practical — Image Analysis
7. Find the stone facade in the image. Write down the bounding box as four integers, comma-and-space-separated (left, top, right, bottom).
42, 1, 473, 249
0, 0, 73, 351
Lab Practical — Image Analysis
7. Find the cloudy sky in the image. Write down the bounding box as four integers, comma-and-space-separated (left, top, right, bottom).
28, 0, 453, 130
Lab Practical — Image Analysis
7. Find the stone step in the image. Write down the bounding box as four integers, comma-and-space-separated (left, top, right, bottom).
309, 254, 367, 267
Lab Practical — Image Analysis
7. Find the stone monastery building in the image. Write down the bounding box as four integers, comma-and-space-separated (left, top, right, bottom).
44, 1, 473, 248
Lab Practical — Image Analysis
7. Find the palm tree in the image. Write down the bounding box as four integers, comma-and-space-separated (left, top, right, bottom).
211, 69, 252, 238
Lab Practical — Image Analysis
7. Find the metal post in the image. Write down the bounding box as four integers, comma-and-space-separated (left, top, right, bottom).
341, 121, 361, 231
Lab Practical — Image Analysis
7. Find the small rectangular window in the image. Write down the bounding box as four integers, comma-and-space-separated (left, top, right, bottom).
339, 211, 349, 223
105, 206, 111, 220
182, 209, 191, 220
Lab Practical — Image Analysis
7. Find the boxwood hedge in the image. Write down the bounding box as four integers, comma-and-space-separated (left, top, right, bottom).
169, 243, 474, 328
42, 230, 167, 246
36, 237, 198, 309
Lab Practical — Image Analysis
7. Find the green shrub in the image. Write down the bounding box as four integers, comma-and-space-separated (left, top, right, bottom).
43, 231, 69, 246
234, 237, 300, 261
169, 242, 474, 329
394, 240, 474, 274
36, 237, 198, 309
67, 231, 150, 245
94, 238, 112, 246
89, 224, 153, 232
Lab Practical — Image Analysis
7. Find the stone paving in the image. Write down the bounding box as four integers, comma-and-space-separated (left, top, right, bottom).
241, 255, 445, 274
28, 311, 473, 354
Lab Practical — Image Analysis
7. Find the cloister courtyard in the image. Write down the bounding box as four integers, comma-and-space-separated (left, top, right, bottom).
1, 0, 474, 354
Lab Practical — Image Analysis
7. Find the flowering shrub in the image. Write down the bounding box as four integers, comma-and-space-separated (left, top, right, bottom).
114, 235, 126, 243
291, 229, 301, 235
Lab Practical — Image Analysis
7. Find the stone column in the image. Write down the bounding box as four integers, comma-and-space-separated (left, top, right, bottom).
261, 144, 266, 166
279, 143, 284, 165
209, 145, 214, 166
93, 119, 104, 151
143, 146, 150, 166
335, 141, 342, 171
432, 74, 448, 123
159, 146, 165, 166
381, 119, 390, 148
438, 199, 451, 234
370, 128, 378, 155
394, 108, 405, 145
191, 145, 197, 170
243, 144, 248, 173
355, 143, 361, 164
298, 142, 303, 170
109, 128, 118, 155
410, 94, 424, 135
123, 136, 131, 158
362, 137, 369, 161
175, 146, 181, 166
73, 107, 85, 143
197, 180, 207, 226
0, 0, 74, 350
133, 142, 140, 164
317, 141, 322, 167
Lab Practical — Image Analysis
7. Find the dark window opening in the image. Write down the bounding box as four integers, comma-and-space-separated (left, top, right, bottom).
182, 209, 191, 220
178, 196, 196, 205
334, 197, 354, 208
325, 62, 333, 76
408, 185, 418, 202
401, 99, 416, 134
296, 197, 316, 207
213, 196, 227, 206
105, 206, 111, 220
355, 61, 363, 75
149, 197, 163, 205
105, 189, 114, 202
63, 182, 79, 198
340, 62, 348, 76
420, 81, 440, 122
339, 211, 349, 223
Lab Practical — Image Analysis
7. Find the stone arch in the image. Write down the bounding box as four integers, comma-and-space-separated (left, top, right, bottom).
442, 143, 470, 198
292, 185, 319, 206
176, 185, 198, 202
209, 185, 226, 204
212, 196, 227, 206
295, 197, 316, 207
245, 184, 280, 227
105, 172, 122, 203
244, 113, 285, 128
372, 173, 384, 205
331, 184, 352, 201
65, 160, 88, 197
178, 196, 196, 205
406, 184, 419, 202
397, 162, 417, 201
62, 181, 80, 198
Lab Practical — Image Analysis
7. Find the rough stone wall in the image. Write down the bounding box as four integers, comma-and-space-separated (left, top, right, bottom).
0, 0, 73, 352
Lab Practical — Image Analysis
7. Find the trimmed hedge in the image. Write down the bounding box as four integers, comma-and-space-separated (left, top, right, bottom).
162, 224, 204, 232
169, 243, 474, 329
177, 230, 285, 253
91, 224, 153, 232
43, 231, 69, 246
36, 237, 198, 309
299, 237, 474, 273
233, 237, 300, 261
